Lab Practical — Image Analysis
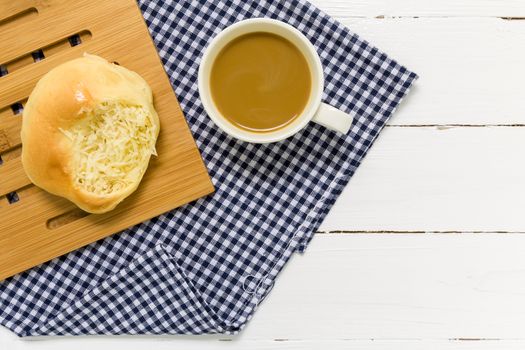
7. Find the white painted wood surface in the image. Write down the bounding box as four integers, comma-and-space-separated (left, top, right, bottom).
320, 126, 525, 232
310, 0, 525, 17
338, 17, 525, 125
3, 0, 525, 349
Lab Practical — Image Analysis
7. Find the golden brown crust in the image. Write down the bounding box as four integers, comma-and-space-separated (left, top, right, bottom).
21, 54, 160, 213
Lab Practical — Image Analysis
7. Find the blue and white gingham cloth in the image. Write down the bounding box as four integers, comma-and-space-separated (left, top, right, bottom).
0, 0, 417, 336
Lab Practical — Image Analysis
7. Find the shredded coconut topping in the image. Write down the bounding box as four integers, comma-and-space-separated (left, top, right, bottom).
60, 101, 157, 195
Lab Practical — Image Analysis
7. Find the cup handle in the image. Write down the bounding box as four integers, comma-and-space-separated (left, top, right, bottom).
312, 102, 353, 134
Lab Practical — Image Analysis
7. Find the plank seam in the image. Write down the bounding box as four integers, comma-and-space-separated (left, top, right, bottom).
333, 15, 525, 19
387, 124, 525, 128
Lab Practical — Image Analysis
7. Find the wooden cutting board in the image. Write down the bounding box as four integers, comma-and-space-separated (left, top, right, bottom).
0, 0, 214, 280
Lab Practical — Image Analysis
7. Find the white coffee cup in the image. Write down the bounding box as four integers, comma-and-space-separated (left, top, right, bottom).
198, 18, 353, 143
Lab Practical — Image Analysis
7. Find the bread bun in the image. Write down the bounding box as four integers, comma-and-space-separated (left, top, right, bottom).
21, 54, 160, 214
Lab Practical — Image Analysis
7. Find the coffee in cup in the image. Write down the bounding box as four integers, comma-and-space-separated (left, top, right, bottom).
210, 32, 311, 133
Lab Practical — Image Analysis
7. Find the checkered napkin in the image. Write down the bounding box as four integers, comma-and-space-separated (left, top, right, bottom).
0, 0, 417, 336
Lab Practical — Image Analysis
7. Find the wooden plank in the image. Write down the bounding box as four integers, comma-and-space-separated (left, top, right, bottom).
320, 127, 525, 232
0, 0, 214, 280
309, 0, 525, 17
333, 17, 525, 125
250, 234, 525, 339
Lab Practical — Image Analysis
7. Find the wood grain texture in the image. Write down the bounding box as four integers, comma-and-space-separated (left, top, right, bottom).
0, 158, 28, 197
0, 0, 35, 24
0, 115, 21, 153
0, 0, 214, 280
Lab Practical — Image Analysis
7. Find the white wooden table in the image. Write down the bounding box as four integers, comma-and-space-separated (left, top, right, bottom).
3, 1, 525, 348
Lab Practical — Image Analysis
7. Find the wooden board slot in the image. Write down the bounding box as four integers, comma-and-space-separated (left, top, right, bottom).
31, 49, 45, 62
68, 34, 83, 47
0, 7, 38, 30
0, 0, 214, 280
47, 208, 90, 230
1, 30, 92, 75
45, 32, 91, 57
10, 102, 24, 115
6, 191, 19, 204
